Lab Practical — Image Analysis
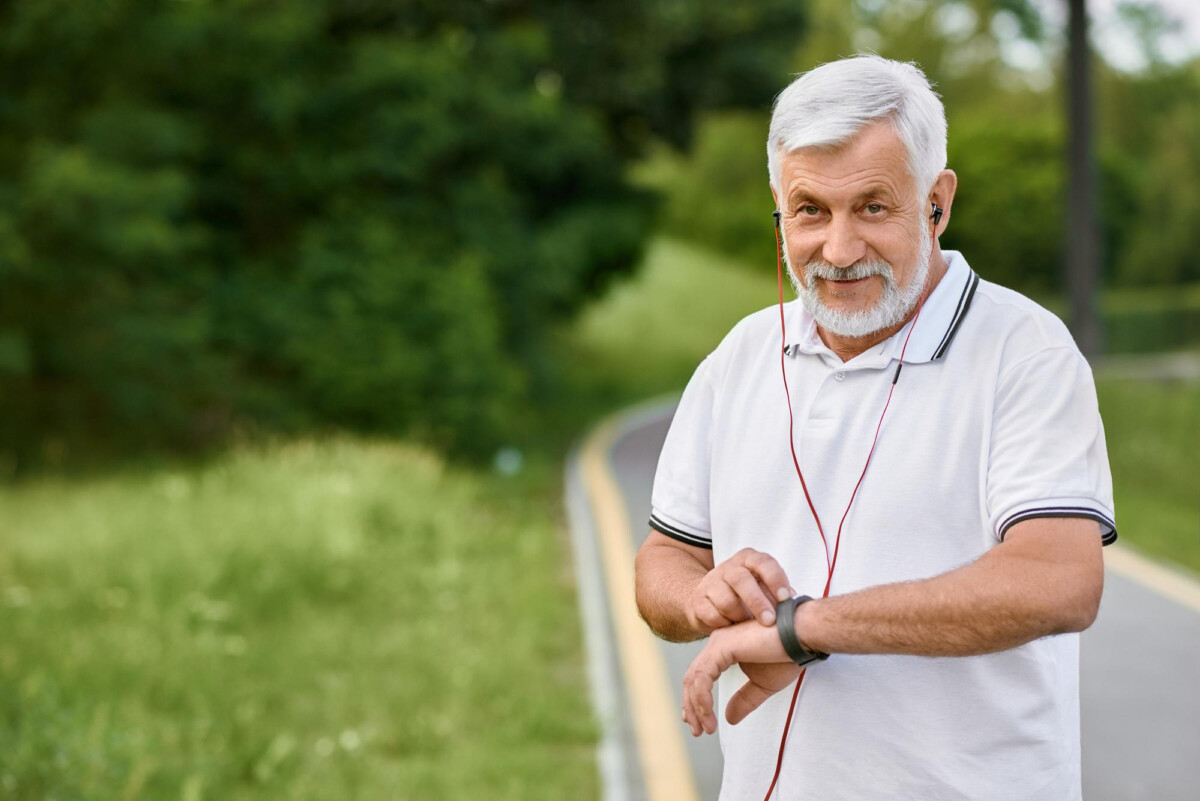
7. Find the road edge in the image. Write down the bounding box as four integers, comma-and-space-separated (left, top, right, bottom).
1105, 543, 1200, 614
565, 449, 642, 801
566, 398, 697, 801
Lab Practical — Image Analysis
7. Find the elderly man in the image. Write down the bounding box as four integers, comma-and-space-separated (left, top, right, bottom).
634, 55, 1115, 800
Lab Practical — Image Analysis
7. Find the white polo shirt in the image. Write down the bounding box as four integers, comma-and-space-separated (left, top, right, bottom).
650, 251, 1116, 801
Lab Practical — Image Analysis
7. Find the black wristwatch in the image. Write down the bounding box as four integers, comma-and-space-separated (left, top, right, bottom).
775, 594, 829, 667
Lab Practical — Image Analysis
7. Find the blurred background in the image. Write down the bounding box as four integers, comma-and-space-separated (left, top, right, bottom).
0, 1, 1196, 798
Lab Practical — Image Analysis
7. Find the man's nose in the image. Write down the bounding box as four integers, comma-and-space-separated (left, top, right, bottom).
821, 214, 867, 268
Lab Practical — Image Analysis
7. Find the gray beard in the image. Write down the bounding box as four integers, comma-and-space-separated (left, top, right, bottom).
784, 223, 932, 339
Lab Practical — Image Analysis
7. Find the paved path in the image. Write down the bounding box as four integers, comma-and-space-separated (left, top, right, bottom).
575, 401, 1200, 801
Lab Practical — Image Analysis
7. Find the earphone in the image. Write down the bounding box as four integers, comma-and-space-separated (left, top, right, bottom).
761, 200, 941, 800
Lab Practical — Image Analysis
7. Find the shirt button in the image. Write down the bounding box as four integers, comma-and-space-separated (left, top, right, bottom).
834, 371, 846, 381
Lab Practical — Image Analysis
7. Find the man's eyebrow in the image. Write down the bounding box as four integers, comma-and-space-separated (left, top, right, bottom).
785, 188, 821, 207
852, 184, 898, 201
786, 184, 898, 207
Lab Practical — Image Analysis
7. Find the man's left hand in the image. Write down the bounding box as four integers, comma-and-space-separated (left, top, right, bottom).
682, 619, 796, 736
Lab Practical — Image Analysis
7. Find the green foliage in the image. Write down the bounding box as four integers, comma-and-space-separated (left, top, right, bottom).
637, 1, 1200, 311
942, 109, 1064, 293
0, 0, 806, 466
1100, 63, 1200, 286
0, 438, 597, 799
634, 114, 778, 269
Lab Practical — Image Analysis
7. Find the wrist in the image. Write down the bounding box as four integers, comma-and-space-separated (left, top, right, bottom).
775, 595, 829, 666
793, 597, 825, 654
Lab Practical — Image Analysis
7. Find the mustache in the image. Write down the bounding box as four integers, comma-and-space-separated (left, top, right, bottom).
802, 259, 895, 283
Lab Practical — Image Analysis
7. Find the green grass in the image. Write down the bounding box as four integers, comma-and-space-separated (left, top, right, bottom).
0, 237, 771, 801
572, 237, 1200, 573
0, 439, 597, 800
1096, 380, 1200, 573
568, 237, 778, 400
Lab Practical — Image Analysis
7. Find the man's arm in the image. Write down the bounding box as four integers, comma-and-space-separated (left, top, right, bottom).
682, 517, 1104, 734
635, 531, 794, 643
796, 517, 1103, 656
635, 532, 714, 642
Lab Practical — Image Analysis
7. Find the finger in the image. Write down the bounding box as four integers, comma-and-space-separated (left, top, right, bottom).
704, 582, 751, 626
694, 644, 732, 734
693, 597, 737, 631
682, 700, 700, 737
726, 675, 793, 725
742, 551, 795, 603
682, 661, 708, 737
682, 667, 705, 737
699, 673, 720, 735
726, 566, 777, 626
682, 682, 701, 737
683, 652, 715, 736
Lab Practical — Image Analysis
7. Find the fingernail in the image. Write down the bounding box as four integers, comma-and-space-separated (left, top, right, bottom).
760, 610, 775, 625
776, 587, 791, 601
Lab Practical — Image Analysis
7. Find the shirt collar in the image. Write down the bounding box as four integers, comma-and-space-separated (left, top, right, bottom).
785, 250, 980, 367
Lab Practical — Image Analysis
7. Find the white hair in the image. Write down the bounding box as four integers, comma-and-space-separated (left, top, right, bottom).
767, 55, 947, 198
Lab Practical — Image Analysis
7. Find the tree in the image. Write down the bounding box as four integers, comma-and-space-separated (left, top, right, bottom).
1066, 0, 1103, 356
0, 0, 806, 466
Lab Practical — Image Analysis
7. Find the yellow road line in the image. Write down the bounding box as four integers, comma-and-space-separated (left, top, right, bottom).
581, 415, 700, 801
1105, 543, 1200, 614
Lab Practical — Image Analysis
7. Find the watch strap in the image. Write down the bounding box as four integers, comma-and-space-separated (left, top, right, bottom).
776, 594, 829, 667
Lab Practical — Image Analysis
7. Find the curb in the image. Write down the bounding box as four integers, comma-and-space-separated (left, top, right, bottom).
1104, 543, 1200, 614
565, 398, 697, 801
565, 450, 642, 801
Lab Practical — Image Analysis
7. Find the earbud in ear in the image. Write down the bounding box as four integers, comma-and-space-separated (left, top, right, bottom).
930, 203, 943, 227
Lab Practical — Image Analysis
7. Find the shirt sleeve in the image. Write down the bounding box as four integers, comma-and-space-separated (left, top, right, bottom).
987, 345, 1117, 544
649, 357, 715, 549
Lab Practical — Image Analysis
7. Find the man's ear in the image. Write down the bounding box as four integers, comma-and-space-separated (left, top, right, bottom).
771, 183, 780, 212
928, 170, 957, 235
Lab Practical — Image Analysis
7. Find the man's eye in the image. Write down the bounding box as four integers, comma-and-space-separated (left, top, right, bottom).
865, 203, 884, 214
799, 205, 821, 216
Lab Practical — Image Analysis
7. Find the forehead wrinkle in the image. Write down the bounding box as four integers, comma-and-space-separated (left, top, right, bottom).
784, 169, 906, 208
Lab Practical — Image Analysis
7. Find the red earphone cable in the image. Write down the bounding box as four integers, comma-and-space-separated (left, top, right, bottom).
763, 219, 928, 800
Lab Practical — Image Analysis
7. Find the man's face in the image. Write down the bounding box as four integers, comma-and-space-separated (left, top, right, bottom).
775, 123, 931, 338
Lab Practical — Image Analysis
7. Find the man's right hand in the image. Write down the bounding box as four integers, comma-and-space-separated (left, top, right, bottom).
686, 548, 794, 635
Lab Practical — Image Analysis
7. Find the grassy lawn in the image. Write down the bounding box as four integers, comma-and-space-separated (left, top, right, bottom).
570, 237, 778, 400
0, 440, 596, 800
572, 237, 1200, 573
0, 238, 770, 801
1096, 381, 1200, 573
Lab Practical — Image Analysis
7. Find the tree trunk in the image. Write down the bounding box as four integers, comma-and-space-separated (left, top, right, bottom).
1066, 0, 1103, 357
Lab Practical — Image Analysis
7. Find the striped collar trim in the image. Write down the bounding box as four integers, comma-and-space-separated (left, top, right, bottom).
923, 252, 980, 362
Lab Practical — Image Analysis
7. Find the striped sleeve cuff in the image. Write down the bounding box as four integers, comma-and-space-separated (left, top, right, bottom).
649, 512, 712, 549
998, 503, 1117, 545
